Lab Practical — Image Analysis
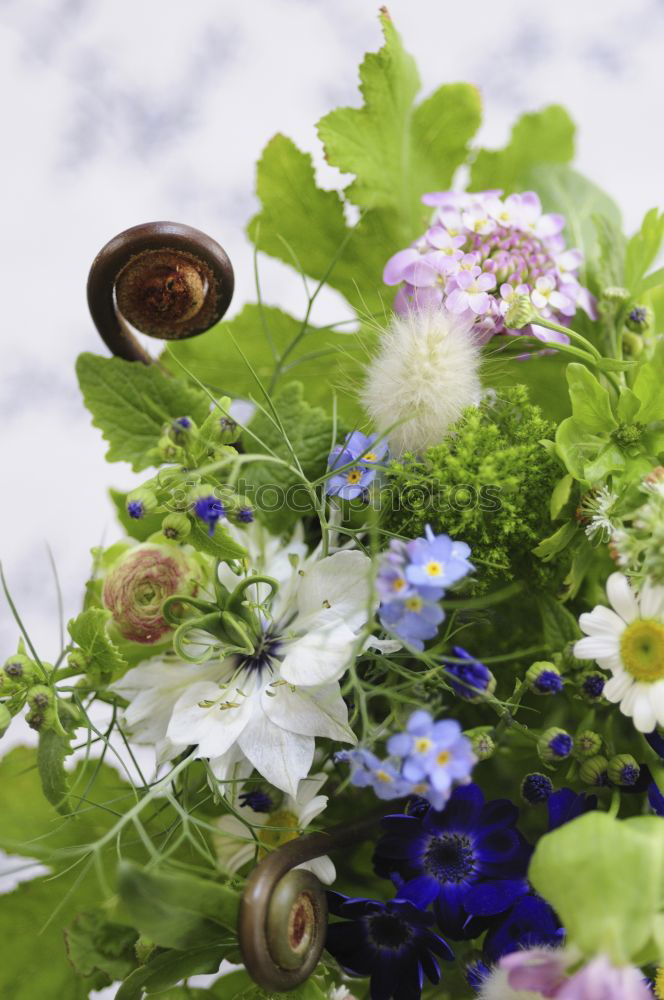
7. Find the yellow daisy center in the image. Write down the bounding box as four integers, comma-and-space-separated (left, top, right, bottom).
415, 737, 433, 754
620, 618, 664, 682
258, 809, 299, 853
346, 468, 363, 485
436, 750, 451, 766
425, 560, 443, 577
655, 968, 664, 1000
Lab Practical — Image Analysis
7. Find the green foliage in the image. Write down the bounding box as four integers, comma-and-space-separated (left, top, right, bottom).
566, 362, 617, 433
469, 105, 575, 193
76, 353, 210, 471
625, 207, 664, 294
37, 725, 73, 815
110, 488, 165, 541
115, 945, 228, 1000
68, 607, 128, 685
116, 862, 240, 950
381, 386, 566, 590
242, 381, 333, 532
529, 811, 664, 964
64, 910, 139, 990
166, 303, 370, 423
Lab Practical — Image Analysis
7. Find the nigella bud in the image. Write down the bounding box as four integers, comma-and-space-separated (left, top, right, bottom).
102, 543, 203, 644
575, 730, 603, 758
520, 772, 554, 804
504, 293, 536, 329
0, 703, 12, 738
526, 660, 563, 695
538, 727, 573, 763
126, 487, 159, 521
622, 331, 645, 358
625, 305, 653, 333
579, 755, 609, 786
607, 754, 641, 786
161, 512, 192, 541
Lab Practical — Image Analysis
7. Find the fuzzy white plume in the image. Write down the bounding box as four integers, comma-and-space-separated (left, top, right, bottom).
361, 308, 482, 456
478, 968, 545, 1000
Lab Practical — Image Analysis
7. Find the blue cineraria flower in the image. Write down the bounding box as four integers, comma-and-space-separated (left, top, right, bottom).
326, 431, 388, 500
175, 416, 191, 429
481, 893, 564, 963
127, 500, 145, 519
325, 892, 453, 1000
193, 494, 225, 535
336, 749, 412, 801
538, 728, 573, 763
520, 772, 554, 805
547, 787, 597, 830
373, 784, 531, 940
387, 712, 475, 810
443, 647, 494, 701
236, 506, 254, 523
405, 526, 473, 594
379, 594, 445, 652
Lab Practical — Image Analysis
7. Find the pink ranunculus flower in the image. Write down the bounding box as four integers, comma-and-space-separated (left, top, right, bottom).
102, 543, 203, 644
555, 955, 653, 999
500, 947, 568, 997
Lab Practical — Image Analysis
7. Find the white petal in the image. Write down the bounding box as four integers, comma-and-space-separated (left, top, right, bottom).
578, 606, 625, 637
238, 715, 314, 797
298, 794, 329, 827
208, 746, 253, 789
574, 635, 620, 660
263, 681, 355, 743
280, 621, 358, 686
639, 580, 664, 620
620, 683, 640, 716
650, 681, 664, 723
298, 855, 336, 885
167, 680, 255, 759
293, 772, 328, 809
596, 653, 623, 673
606, 572, 639, 623
295, 550, 375, 632
603, 672, 633, 702
633, 691, 657, 733
364, 635, 403, 654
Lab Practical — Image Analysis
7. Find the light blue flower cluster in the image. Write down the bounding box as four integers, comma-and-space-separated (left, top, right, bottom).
338, 711, 475, 811
377, 527, 473, 650
325, 431, 388, 500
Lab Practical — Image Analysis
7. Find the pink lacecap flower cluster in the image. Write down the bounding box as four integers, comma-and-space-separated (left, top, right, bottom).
500, 948, 653, 999
383, 190, 596, 345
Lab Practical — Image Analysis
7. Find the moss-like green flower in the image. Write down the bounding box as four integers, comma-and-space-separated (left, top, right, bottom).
102, 543, 201, 644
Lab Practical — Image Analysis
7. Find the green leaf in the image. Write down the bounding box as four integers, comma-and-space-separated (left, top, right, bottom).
76, 353, 210, 471
242, 381, 333, 532
641, 265, 664, 293
469, 105, 575, 193
584, 441, 625, 483
117, 863, 240, 950
617, 387, 642, 423
247, 133, 387, 313
522, 164, 623, 290
529, 811, 664, 963
68, 607, 128, 685
634, 341, 664, 424
37, 726, 72, 815
116, 945, 227, 1000
555, 417, 593, 482
594, 212, 626, 289
537, 593, 581, 651
64, 910, 138, 990
565, 363, 616, 434
624, 208, 664, 294
187, 519, 247, 563
204, 971, 329, 1000
166, 304, 371, 424
318, 12, 480, 244
549, 473, 574, 520
532, 520, 578, 562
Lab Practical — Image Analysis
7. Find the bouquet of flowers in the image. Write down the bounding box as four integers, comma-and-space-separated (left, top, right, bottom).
3, 11, 664, 1000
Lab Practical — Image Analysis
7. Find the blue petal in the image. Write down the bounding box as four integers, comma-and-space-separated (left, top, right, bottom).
481, 894, 562, 964
396, 875, 440, 908
463, 877, 528, 916
433, 882, 467, 938
427, 783, 484, 831
475, 826, 521, 863
649, 780, 664, 815
646, 728, 664, 758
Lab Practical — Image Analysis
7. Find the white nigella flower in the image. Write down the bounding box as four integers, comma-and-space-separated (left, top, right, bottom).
113, 524, 374, 795
361, 307, 482, 456
214, 772, 335, 884
574, 572, 664, 732
579, 485, 619, 543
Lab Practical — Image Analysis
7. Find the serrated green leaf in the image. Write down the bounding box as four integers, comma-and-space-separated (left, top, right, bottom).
533, 520, 578, 562
565, 363, 616, 433
634, 340, 664, 424
187, 520, 247, 563
625, 207, 664, 294
117, 863, 240, 950
469, 105, 575, 193
64, 910, 138, 989
68, 607, 128, 685
318, 13, 480, 244
165, 304, 371, 424
37, 726, 72, 815
76, 353, 210, 471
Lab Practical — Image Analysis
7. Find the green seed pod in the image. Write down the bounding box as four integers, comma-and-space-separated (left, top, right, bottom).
579, 755, 608, 786
537, 727, 573, 763
161, 512, 192, 541
0, 703, 12, 738
576, 730, 603, 758
607, 753, 641, 786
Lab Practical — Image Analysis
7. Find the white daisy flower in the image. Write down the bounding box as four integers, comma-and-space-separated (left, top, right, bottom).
214, 772, 335, 884
113, 526, 374, 795
574, 572, 664, 732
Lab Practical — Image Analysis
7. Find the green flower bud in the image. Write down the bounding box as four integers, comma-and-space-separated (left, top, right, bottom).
538, 727, 573, 763
622, 331, 645, 358
625, 305, 653, 333
520, 772, 553, 804
166, 416, 197, 444
28, 685, 54, 713
607, 753, 641, 786
3, 653, 37, 687
102, 543, 203, 644
576, 730, 603, 758
470, 731, 495, 761
0, 703, 12, 738
504, 293, 537, 330
126, 487, 159, 521
525, 661, 563, 696
157, 435, 184, 463
579, 755, 608, 786
161, 512, 192, 542
602, 286, 630, 304
67, 649, 88, 674
135, 936, 156, 964
578, 671, 606, 702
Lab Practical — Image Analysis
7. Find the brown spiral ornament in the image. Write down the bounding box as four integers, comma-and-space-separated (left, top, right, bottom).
238, 814, 382, 992
87, 221, 234, 362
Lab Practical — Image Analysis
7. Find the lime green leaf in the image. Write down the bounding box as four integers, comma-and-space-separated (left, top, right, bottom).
64, 910, 138, 989
318, 13, 480, 244
533, 521, 578, 561
242, 381, 333, 532
617, 387, 642, 423
537, 593, 581, 651
166, 304, 370, 424
187, 520, 247, 563
37, 726, 72, 815
594, 212, 626, 289
205, 971, 329, 1000
76, 353, 210, 471
625, 208, 664, 294
116, 945, 227, 1000
549, 474, 574, 520
566, 363, 616, 433
247, 134, 387, 313
117, 863, 240, 950
641, 265, 664, 293
469, 105, 574, 193
634, 341, 664, 424
584, 441, 625, 483
522, 165, 622, 290
555, 417, 592, 482
68, 607, 128, 686
529, 811, 664, 963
